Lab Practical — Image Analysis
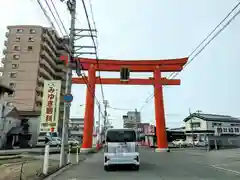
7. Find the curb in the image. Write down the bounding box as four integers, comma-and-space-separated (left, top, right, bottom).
43, 148, 100, 180
43, 163, 73, 180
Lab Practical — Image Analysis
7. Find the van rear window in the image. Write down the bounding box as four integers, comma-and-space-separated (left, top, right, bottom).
106, 130, 136, 142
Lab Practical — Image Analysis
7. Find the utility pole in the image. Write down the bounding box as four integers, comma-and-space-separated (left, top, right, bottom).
97, 103, 101, 144
103, 100, 108, 132
189, 108, 195, 147
60, 0, 76, 167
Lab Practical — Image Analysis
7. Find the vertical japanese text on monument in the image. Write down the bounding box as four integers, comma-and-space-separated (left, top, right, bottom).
46, 86, 55, 122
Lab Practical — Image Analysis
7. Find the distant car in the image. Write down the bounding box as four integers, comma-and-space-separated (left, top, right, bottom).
172, 139, 188, 147
193, 140, 208, 146
68, 138, 79, 146
49, 137, 61, 147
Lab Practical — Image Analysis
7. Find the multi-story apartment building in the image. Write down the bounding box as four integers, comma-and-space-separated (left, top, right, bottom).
0, 25, 69, 145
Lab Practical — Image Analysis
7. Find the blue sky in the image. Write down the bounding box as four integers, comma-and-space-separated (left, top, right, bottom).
1, 0, 240, 128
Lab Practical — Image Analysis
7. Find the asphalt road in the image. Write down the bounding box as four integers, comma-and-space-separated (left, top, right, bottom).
52, 148, 240, 180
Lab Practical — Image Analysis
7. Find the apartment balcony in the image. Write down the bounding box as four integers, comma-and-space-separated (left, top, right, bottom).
2, 49, 7, 55
39, 66, 52, 80
39, 59, 55, 76
4, 40, 7, 46
56, 72, 66, 80
1, 57, 5, 64
56, 64, 67, 72
42, 33, 57, 53
34, 105, 42, 111
36, 86, 43, 92
40, 49, 56, 68
5, 32, 8, 37
35, 95, 42, 103
38, 76, 44, 84
42, 41, 56, 60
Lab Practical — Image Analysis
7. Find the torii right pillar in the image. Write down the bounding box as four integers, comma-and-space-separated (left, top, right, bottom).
154, 67, 169, 152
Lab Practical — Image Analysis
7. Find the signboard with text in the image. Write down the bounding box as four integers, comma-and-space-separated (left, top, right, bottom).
40, 80, 61, 132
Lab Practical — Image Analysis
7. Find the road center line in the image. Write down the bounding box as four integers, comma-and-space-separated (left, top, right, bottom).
210, 165, 240, 175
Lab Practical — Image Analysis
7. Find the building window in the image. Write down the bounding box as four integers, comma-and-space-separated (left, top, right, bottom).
27, 46, 33, 51
9, 72, 17, 78
16, 29, 23, 33
8, 92, 15, 97
212, 122, 222, 128
13, 54, 20, 60
16, 36, 20, 42
223, 128, 228, 132
29, 29, 36, 34
12, 64, 19, 69
13, 45, 20, 51
191, 122, 201, 128
9, 83, 16, 88
234, 128, 239, 133
28, 37, 34, 42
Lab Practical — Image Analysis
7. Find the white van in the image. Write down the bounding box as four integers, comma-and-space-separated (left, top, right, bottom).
104, 128, 140, 171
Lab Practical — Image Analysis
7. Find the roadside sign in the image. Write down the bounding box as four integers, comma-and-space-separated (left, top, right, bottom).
50, 127, 54, 132
63, 94, 73, 103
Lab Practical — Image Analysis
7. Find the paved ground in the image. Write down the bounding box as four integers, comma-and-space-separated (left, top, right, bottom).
52, 148, 240, 180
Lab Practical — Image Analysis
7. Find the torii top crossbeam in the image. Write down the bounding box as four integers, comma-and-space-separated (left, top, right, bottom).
60, 56, 188, 72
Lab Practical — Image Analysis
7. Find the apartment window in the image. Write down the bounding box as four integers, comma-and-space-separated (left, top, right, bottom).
16, 36, 20, 42
29, 29, 36, 34
13, 45, 20, 51
16, 29, 23, 33
13, 54, 20, 60
8, 92, 15, 97
9, 72, 17, 78
27, 46, 33, 51
223, 128, 228, 132
12, 64, 19, 69
28, 37, 34, 42
9, 83, 16, 88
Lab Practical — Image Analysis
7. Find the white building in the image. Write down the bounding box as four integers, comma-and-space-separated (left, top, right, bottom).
184, 113, 240, 143
123, 110, 141, 129
69, 118, 84, 142
0, 83, 21, 149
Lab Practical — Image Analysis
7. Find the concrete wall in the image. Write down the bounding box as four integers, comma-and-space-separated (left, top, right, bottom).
28, 116, 40, 147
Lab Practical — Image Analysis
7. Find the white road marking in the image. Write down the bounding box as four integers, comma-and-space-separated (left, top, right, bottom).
210, 165, 240, 175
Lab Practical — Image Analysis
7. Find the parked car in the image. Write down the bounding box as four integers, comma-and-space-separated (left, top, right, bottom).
194, 140, 208, 146
49, 137, 61, 147
68, 138, 79, 146
172, 139, 188, 147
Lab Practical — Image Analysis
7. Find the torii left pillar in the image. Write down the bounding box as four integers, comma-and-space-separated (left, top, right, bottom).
81, 64, 96, 152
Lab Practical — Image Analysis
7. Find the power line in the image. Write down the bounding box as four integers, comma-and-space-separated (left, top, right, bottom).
139, 3, 240, 111
36, 0, 57, 30
88, 0, 99, 49
35, 0, 105, 118
108, 106, 134, 111
49, 0, 69, 35
81, 0, 105, 102
44, 0, 65, 36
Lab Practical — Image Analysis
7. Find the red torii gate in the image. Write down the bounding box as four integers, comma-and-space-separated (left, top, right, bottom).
61, 56, 187, 152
